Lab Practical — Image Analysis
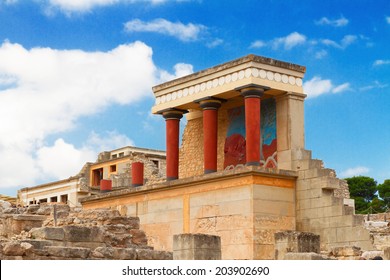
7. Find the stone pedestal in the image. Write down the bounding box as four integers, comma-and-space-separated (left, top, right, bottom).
274, 230, 320, 260
173, 233, 221, 260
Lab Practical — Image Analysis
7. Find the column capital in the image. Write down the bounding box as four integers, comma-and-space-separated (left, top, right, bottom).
160, 108, 187, 120
195, 97, 225, 110
236, 84, 269, 98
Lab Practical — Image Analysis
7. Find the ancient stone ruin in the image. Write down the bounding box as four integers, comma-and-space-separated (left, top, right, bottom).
0, 201, 172, 260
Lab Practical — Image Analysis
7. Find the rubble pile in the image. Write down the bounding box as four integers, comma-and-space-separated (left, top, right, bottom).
0, 201, 172, 260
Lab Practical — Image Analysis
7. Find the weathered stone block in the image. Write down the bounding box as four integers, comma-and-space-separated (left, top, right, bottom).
45, 246, 91, 259
384, 247, 390, 260
330, 246, 361, 257
362, 250, 384, 260
63, 225, 104, 242
26, 205, 40, 214
20, 239, 53, 250
3, 241, 29, 256
113, 248, 138, 260
92, 247, 115, 259
30, 227, 65, 241
173, 234, 221, 260
284, 252, 330, 260
274, 231, 320, 260
130, 229, 148, 245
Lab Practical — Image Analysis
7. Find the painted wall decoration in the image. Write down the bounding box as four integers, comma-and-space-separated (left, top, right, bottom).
224, 98, 277, 169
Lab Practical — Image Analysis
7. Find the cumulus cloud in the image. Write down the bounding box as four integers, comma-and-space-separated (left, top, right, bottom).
249, 40, 266, 49
321, 35, 357, 49
373, 59, 390, 66
272, 32, 306, 50
158, 63, 194, 82
0, 40, 163, 189
340, 166, 370, 178
249, 32, 306, 50
303, 76, 350, 98
36, 131, 133, 180
124, 18, 207, 42
315, 16, 349, 27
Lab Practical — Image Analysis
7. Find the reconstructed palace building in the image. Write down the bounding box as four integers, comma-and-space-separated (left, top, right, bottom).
79, 55, 373, 259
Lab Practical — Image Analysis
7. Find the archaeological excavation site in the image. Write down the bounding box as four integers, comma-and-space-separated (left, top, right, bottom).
2, 55, 390, 260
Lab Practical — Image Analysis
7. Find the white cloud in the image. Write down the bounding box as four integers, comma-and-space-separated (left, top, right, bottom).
340, 166, 370, 178
360, 80, 388, 91
40, 0, 174, 14
36, 138, 95, 180
315, 16, 349, 27
250, 32, 306, 50
158, 62, 194, 82
303, 76, 350, 98
249, 40, 266, 49
386, 16, 390, 24
206, 38, 224, 48
315, 49, 327, 59
303, 76, 333, 98
87, 131, 134, 152
321, 35, 357, 49
272, 32, 306, 50
124, 18, 207, 42
373, 59, 390, 66
36, 131, 133, 180
332, 83, 350, 93
0, 40, 162, 189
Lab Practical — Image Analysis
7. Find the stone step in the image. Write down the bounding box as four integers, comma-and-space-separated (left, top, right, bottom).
301, 168, 337, 179
292, 159, 324, 171
291, 149, 312, 161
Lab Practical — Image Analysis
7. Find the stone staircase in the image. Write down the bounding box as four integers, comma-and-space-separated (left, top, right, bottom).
292, 149, 373, 251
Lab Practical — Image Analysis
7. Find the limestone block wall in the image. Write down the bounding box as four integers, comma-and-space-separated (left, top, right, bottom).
253, 184, 296, 259
292, 148, 373, 251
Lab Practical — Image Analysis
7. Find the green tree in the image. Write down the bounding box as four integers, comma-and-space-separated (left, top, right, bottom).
370, 197, 386, 213
345, 176, 377, 213
353, 197, 370, 214
377, 179, 390, 210
345, 176, 377, 202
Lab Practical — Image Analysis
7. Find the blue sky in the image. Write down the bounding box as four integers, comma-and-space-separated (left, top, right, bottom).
0, 0, 389, 196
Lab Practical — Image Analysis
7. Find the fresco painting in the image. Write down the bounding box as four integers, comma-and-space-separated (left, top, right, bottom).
224, 98, 277, 169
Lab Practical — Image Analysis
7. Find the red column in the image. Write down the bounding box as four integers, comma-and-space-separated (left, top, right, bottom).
131, 162, 144, 187
200, 99, 222, 174
163, 110, 184, 180
100, 179, 112, 192
239, 85, 265, 166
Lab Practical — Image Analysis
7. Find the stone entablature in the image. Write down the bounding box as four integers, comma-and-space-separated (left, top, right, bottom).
152, 54, 306, 114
